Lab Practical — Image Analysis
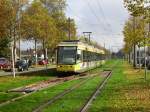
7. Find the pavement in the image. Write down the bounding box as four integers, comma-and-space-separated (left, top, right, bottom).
0, 65, 56, 77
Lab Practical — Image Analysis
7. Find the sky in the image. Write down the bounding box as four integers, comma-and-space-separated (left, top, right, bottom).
65, 0, 129, 52
21, 0, 129, 52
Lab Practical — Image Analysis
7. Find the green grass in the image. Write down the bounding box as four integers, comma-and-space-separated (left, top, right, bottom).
0, 76, 53, 92
0, 60, 115, 92
0, 68, 58, 92
0, 78, 85, 112
42, 60, 118, 112
0, 70, 57, 104
0, 92, 22, 103
0, 76, 55, 104
88, 60, 150, 112
0, 60, 105, 105
90, 59, 118, 74
0, 59, 118, 112
43, 75, 104, 112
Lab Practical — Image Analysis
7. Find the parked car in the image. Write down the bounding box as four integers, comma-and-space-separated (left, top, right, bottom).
15, 60, 29, 72
38, 59, 48, 65
0, 58, 11, 71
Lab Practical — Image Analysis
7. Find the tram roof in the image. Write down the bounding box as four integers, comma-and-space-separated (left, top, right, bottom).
58, 40, 105, 54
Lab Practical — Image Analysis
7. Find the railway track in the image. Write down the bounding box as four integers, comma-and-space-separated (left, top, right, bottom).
32, 75, 95, 112
0, 62, 117, 112
80, 71, 112, 112
0, 61, 119, 111
32, 70, 112, 112
0, 71, 98, 107
79, 61, 119, 112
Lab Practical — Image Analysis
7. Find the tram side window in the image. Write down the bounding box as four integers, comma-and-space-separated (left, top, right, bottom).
94, 53, 101, 61
77, 50, 82, 62
88, 51, 92, 61
83, 51, 88, 62
83, 51, 96, 62
96, 53, 99, 61
95, 53, 98, 61
83, 51, 105, 62
93, 53, 98, 61
96, 54, 105, 60
90, 52, 94, 61
87, 52, 90, 61
100, 54, 105, 60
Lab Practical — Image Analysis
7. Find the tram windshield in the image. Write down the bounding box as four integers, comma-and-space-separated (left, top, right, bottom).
57, 46, 77, 65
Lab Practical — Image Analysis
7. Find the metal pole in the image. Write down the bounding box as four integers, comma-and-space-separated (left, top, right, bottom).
83, 32, 92, 74
35, 39, 37, 66
139, 45, 141, 70
68, 17, 71, 40
144, 38, 147, 81
88, 33, 91, 42
12, 47, 16, 78
133, 17, 137, 68
45, 48, 48, 71
83, 32, 92, 43
144, 12, 150, 81
18, 0, 21, 59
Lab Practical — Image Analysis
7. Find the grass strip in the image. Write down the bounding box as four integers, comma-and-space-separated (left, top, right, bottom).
0, 78, 84, 112
42, 60, 118, 112
88, 60, 150, 112
43, 75, 104, 112
89, 59, 117, 74
0, 69, 57, 92
0, 76, 54, 92
0, 60, 116, 112
0, 92, 22, 103
0, 60, 110, 106
0, 60, 114, 92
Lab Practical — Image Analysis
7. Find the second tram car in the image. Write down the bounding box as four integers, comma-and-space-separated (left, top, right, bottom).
56, 40, 105, 73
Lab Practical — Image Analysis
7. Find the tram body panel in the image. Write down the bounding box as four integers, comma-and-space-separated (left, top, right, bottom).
56, 40, 105, 73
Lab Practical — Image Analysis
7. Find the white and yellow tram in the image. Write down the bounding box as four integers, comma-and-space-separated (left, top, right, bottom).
56, 40, 105, 73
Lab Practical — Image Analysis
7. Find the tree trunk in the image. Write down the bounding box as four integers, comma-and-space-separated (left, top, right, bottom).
139, 46, 141, 70
43, 39, 46, 59
129, 51, 131, 64
13, 27, 16, 63
35, 39, 37, 66
133, 44, 137, 68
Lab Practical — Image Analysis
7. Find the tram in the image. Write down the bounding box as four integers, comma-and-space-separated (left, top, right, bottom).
56, 40, 105, 73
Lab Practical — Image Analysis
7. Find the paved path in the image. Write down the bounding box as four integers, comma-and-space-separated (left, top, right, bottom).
0, 65, 56, 77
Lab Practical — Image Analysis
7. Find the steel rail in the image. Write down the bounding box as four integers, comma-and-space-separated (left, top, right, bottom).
80, 71, 112, 112
0, 72, 97, 107
80, 61, 120, 112
32, 74, 98, 112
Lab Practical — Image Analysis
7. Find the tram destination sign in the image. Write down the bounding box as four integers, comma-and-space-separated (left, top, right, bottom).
63, 46, 76, 50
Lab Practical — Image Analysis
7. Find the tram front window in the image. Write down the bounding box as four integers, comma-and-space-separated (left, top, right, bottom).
58, 46, 77, 65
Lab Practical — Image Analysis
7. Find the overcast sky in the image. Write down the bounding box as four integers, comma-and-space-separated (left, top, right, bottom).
21, 0, 129, 52
66, 0, 129, 52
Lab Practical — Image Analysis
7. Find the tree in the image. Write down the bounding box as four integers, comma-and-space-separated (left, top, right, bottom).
40, 0, 66, 13
0, 0, 12, 57
21, 1, 59, 60
22, 0, 77, 59
0, 37, 11, 57
123, 17, 145, 64
124, 0, 150, 29
40, 0, 77, 41
124, 0, 145, 16
0, 0, 12, 38
123, 0, 149, 67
